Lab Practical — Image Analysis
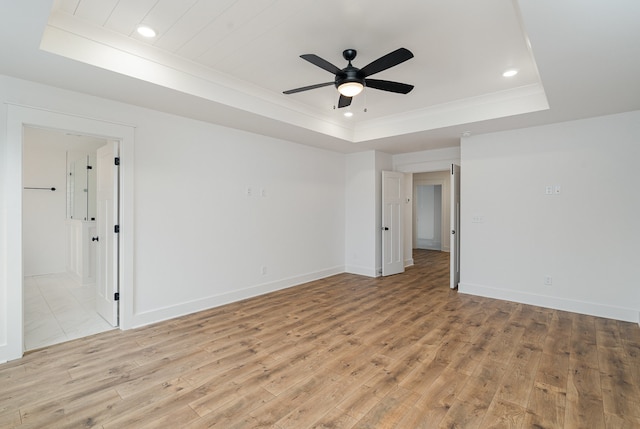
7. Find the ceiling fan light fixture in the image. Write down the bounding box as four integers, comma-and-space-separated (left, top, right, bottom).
337, 81, 364, 97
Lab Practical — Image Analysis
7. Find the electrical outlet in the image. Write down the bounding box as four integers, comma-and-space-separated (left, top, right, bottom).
545, 186, 553, 195
544, 276, 553, 285
246, 187, 253, 196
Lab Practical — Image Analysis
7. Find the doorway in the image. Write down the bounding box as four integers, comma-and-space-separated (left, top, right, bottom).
415, 184, 442, 250
22, 127, 113, 350
412, 171, 450, 253
3, 103, 134, 362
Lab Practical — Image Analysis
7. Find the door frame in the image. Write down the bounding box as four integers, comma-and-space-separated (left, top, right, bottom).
4, 104, 135, 361
450, 164, 461, 289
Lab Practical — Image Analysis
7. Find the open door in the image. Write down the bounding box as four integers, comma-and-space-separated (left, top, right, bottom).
382, 171, 404, 276
96, 141, 119, 326
450, 164, 460, 288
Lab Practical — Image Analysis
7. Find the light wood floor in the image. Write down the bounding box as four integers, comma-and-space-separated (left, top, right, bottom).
2, 250, 639, 428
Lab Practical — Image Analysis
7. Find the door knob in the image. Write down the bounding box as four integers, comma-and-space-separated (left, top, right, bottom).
382, 227, 389, 231
92, 236, 99, 242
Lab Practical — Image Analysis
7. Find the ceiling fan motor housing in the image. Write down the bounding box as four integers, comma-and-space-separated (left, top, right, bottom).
335, 67, 365, 89
335, 49, 364, 88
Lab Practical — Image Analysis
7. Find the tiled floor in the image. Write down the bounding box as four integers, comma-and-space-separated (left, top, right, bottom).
23, 272, 114, 351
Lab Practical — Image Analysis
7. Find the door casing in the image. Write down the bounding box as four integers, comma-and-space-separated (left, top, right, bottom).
3, 104, 134, 362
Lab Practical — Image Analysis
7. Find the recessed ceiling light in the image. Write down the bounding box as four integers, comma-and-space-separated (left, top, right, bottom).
344, 111, 354, 118
502, 69, 519, 77
136, 25, 157, 38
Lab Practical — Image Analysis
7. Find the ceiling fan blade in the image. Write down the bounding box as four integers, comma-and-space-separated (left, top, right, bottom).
338, 94, 352, 108
300, 54, 342, 75
283, 81, 334, 94
365, 79, 414, 94
360, 48, 414, 77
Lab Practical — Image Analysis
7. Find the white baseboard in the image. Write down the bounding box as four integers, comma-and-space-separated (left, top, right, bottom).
404, 259, 414, 267
130, 265, 345, 329
345, 265, 378, 278
459, 282, 639, 324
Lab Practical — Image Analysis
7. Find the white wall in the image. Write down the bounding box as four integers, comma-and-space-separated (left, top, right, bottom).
415, 185, 440, 244
393, 146, 460, 173
345, 151, 377, 276
0, 75, 346, 362
460, 110, 640, 323
403, 173, 413, 266
22, 137, 67, 276
344, 151, 395, 277
132, 113, 346, 321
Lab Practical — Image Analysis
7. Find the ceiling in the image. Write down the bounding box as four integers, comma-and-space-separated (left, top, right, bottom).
1, 0, 639, 154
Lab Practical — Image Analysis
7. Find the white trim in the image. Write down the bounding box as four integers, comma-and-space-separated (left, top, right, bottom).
459, 282, 640, 324
1, 104, 135, 362
129, 266, 345, 328
393, 147, 461, 174
5, 102, 137, 129
345, 265, 378, 278
404, 259, 414, 267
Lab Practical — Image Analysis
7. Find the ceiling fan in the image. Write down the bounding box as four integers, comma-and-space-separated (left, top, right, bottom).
283, 47, 414, 108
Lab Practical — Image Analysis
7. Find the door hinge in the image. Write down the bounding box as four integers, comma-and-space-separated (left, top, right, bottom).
114, 157, 120, 166
114, 292, 120, 301
114, 225, 120, 233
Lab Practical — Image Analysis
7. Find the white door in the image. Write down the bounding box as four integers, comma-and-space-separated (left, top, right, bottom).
450, 164, 460, 288
382, 171, 404, 276
96, 142, 119, 326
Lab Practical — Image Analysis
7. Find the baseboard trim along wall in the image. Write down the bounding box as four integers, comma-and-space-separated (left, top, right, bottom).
130, 265, 345, 329
459, 282, 639, 324
345, 265, 378, 278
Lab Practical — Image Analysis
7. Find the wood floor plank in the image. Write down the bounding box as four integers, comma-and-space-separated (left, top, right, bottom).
598, 345, 640, 420
2, 249, 639, 428
565, 346, 605, 428
401, 367, 471, 428
0, 409, 22, 428
524, 382, 567, 429
479, 398, 526, 429
308, 407, 358, 429
493, 341, 542, 408
570, 313, 600, 369
350, 386, 419, 429
604, 412, 640, 429
184, 386, 275, 428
